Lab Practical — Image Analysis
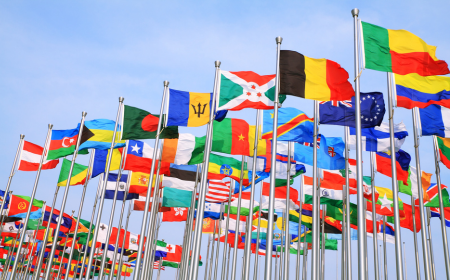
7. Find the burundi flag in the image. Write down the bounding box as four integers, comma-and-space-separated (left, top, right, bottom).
217, 70, 286, 111
207, 154, 250, 185
262, 107, 314, 142
57, 159, 89, 187
120, 105, 178, 140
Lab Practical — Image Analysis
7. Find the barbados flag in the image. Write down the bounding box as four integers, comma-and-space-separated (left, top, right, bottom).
91, 148, 123, 178
166, 89, 227, 127
261, 107, 314, 142
78, 119, 126, 151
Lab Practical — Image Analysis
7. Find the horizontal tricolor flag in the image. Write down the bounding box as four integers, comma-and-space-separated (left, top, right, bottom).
132, 189, 159, 211
368, 222, 395, 244
348, 121, 408, 152
419, 104, 450, 137
225, 192, 259, 216
222, 213, 248, 233
162, 166, 197, 191
18, 141, 59, 171
161, 133, 204, 165
367, 186, 404, 217
162, 187, 193, 208
128, 172, 160, 194
375, 150, 411, 185
261, 182, 298, 210
208, 154, 249, 185
302, 176, 343, 205
203, 202, 222, 220
101, 173, 139, 201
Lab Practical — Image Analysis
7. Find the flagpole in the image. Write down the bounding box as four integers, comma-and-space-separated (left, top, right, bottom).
310, 100, 320, 280
2, 225, 20, 280
320, 205, 326, 280
242, 109, 262, 280
264, 36, 282, 280
253, 183, 263, 280
157, 258, 163, 280
370, 152, 380, 280
432, 135, 450, 278
231, 157, 246, 280
279, 212, 285, 280
204, 235, 212, 280
383, 216, 388, 280
116, 201, 132, 280
206, 219, 218, 280
426, 208, 436, 279
344, 126, 352, 280
8, 124, 53, 280
403, 242, 408, 280
189, 61, 221, 280
178, 199, 192, 280
212, 203, 224, 280
282, 142, 291, 280
220, 179, 234, 280
302, 233, 308, 280
364, 200, 369, 280
410, 196, 421, 280
341, 190, 346, 280
147, 211, 163, 280
56, 210, 74, 280
226, 244, 231, 280
275, 250, 279, 280
296, 175, 303, 280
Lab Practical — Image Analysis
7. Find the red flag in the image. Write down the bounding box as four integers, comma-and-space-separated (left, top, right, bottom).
18, 141, 59, 171
161, 207, 188, 222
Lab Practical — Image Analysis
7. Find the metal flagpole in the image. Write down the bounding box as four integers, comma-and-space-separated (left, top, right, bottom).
344, 126, 352, 280
43, 112, 88, 280
132, 81, 168, 280
207, 219, 217, 280
243, 109, 261, 280
410, 196, 421, 280
84, 97, 124, 279
426, 208, 436, 280
231, 156, 246, 280
212, 203, 224, 280
189, 61, 221, 280
157, 258, 163, 280
147, 212, 162, 280
56, 210, 74, 280
351, 8, 366, 280
341, 192, 346, 280
364, 201, 369, 280
279, 213, 284, 280
432, 135, 450, 278
116, 201, 132, 280
320, 205, 326, 280
302, 233, 307, 280
403, 242, 408, 280
220, 180, 234, 280
296, 175, 303, 280
380, 245, 383, 280
371, 152, 380, 280
283, 142, 291, 280
178, 200, 192, 280
253, 184, 263, 280
264, 36, 282, 280
8, 125, 53, 280
383, 216, 388, 280
275, 250, 279, 280
226, 245, 231, 280
311, 100, 320, 280
411, 107, 432, 280
3, 226, 20, 280
204, 235, 212, 280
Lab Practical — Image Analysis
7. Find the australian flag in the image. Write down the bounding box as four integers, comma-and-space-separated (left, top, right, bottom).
319, 92, 385, 128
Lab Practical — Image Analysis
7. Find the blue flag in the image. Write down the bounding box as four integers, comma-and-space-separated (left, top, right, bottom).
103, 173, 139, 201
348, 122, 408, 152
262, 107, 314, 142
78, 119, 126, 151
319, 92, 385, 128
419, 104, 450, 137
294, 135, 345, 170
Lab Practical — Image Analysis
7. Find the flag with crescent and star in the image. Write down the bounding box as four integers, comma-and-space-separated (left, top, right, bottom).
46, 126, 93, 160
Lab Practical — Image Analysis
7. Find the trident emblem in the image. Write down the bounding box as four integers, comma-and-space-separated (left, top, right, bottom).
192, 103, 207, 118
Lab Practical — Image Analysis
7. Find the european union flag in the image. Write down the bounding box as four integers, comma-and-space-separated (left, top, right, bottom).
319, 92, 385, 128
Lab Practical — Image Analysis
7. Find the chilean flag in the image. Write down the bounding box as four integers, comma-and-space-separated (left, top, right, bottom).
123, 140, 170, 175
18, 141, 59, 171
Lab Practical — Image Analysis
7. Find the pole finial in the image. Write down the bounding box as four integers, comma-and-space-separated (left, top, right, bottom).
20, 134, 25, 139
351, 8, 359, 17
82, 111, 87, 117
276, 37, 283, 44
48, 124, 53, 129
119, 97, 124, 102
215, 61, 221, 67
164, 80, 169, 87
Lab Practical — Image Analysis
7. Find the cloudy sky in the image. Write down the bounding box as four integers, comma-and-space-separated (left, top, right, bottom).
1, 0, 450, 279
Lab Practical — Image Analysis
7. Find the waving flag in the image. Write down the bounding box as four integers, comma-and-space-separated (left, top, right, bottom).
366, 186, 404, 217
302, 176, 343, 205
419, 104, 450, 137
387, 202, 421, 232
207, 154, 249, 185
225, 192, 259, 216
430, 207, 450, 227
375, 149, 411, 185
319, 92, 385, 128
8, 195, 44, 219
203, 202, 222, 220
57, 159, 89, 187
348, 122, 408, 152
124, 140, 170, 175
294, 135, 345, 170
162, 166, 197, 191
205, 179, 231, 203
162, 187, 192, 208
43, 206, 74, 234
91, 148, 122, 178
262, 107, 314, 142
18, 141, 59, 171
161, 207, 188, 222
418, 183, 450, 207
261, 183, 298, 210
101, 173, 139, 201
437, 137, 450, 169
398, 166, 432, 199
161, 133, 205, 165
78, 119, 125, 150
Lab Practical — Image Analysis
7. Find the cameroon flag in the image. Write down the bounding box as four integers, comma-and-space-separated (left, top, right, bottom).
57, 159, 88, 187
437, 137, 450, 169
208, 154, 249, 185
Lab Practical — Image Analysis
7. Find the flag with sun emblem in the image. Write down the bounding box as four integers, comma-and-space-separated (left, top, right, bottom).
217, 70, 286, 111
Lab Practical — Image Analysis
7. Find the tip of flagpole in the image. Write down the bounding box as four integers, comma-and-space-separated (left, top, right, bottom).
20, 134, 25, 139
119, 97, 124, 102
48, 124, 53, 129
164, 80, 169, 87
351, 8, 359, 17
82, 111, 87, 117
276, 37, 283, 44
215, 61, 221, 67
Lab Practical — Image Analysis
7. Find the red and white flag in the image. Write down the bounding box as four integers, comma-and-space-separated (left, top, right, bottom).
161, 207, 188, 222
261, 182, 299, 210
205, 179, 231, 203
18, 141, 59, 171
153, 261, 165, 270
132, 188, 159, 211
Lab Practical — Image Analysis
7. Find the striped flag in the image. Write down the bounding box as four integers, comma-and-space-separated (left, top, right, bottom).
18, 141, 59, 171
205, 179, 231, 203
153, 261, 165, 270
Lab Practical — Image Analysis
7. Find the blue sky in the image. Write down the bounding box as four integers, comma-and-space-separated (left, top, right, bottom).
1, 0, 450, 279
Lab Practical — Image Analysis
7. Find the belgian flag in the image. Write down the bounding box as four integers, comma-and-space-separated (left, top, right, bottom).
279, 50, 354, 101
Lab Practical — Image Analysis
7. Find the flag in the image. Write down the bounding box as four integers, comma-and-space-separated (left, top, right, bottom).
225, 192, 259, 216
217, 70, 285, 111
8, 195, 44, 218
18, 141, 59, 171
430, 207, 450, 227
325, 203, 358, 228
387, 202, 421, 232
129, 172, 160, 194
202, 218, 219, 234
367, 186, 404, 217
43, 206, 74, 234
154, 240, 168, 258
161, 166, 197, 191
163, 244, 182, 268
261, 183, 298, 210
419, 104, 450, 137
132, 188, 159, 211
398, 166, 432, 199
360, 21, 450, 76
205, 179, 231, 203
162, 187, 192, 208
396, 74, 450, 109
437, 136, 450, 169
419, 183, 450, 207
348, 121, 408, 152
78, 119, 125, 150
222, 213, 247, 232
207, 154, 249, 185
57, 159, 88, 187
124, 140, 170, 175
279, 50, 354, 101
375, 150, 411, 185
161, 207, 188, 222
262, 107, 314, 142
319, 92, 385, 128
302, 176, 343, 205
120, 105, 178, 140
91, 148, 122, 178
0, 190, 10, 209
294, 135, 345, 170
211, 118, 268, 156
368, 222, 395, 244
203, 203, 222, 220
161, 133, 205, 165
101, 173, 139, 201
46, 127, 92, 160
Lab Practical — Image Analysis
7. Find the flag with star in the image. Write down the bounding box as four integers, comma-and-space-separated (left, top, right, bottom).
208, 153, 250, 185
217, 70, 286, 111
261, 107, 314, 142
123, 140, 171, 175
366, 186, 405, 217
319, 92, 385, 128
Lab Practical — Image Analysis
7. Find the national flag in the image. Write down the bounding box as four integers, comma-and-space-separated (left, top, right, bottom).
262, 107, 314, 142
360, 21, 450, 76
398, 166, 432, 199
203, 202, 222, 220
46, 127, 92, 160
128, 172, 160, 194
302, 176, 343, 205
217, 70, 285, 111
43, 206, 74, 234
251, 210, 278, 239
437, 137, 450, 169
8, 195, 44, 219
154, 240, 168, 258
387, 202, 421, 232
77, 119, 126, 150
430, 207, 450, 227
348, 121, 408, 152
207, 154, 249, 185
161, 133, 205, 165
18, 141, 59, 171
163, 244, 182, 268
202, 218, 219, 234
325, 203, 358, 228
161, 207, 188, 222
225, 192, 259, 216
418, 183, 450, 207
396, 74, 450, 109
319, 92, 385, 128
368, 221, 395, 244
154, 261, 165, 270
294, 135, 345, 170
375, 150, 411, 185
124, 140, 170, 175
101, 173, 139, 201
261, 183, 298, 210
222, 213, 247, 232
57, 159, 88, 187
161, 166, 197, 191
120, 105, 178, 140
162, 187, 192, 208
365, 210, 383, 233
132, 188, 159, 211
367, 186, 404, 217
419, 104, 450, 137
0, 190, 10, 210
279, 50, 354, 101
274, 210, 303, 236
205, 179, 231, 203
91, 148, 123, 178
166, 89, 227, 127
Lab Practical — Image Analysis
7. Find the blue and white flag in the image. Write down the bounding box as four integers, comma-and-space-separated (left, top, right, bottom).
294, 135, 345, 170
101, 173, 139, 201
348, 122, 408, 152
204, 202, 222, 220
419, 104, 450, 137
319, 92, 385, 128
